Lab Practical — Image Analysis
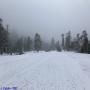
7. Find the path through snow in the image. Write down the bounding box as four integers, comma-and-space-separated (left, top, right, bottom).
0, 52, 90, 90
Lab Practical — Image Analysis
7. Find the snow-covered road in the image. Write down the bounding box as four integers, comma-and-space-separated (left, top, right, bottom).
0, 52, 90, 90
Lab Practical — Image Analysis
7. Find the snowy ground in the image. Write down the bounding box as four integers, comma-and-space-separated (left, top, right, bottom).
0, 51, 90, 90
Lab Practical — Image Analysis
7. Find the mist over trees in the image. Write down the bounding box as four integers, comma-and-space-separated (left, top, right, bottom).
0, 18, 90, 55
63, 30, 90, 54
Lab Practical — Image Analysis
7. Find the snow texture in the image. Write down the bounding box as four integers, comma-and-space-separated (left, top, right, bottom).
0, 51, 90, 90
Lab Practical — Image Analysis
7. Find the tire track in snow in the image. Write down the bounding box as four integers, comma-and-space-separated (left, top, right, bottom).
62, 52, 90, 90
0, 52, 90, 90
0, 53, 53, 87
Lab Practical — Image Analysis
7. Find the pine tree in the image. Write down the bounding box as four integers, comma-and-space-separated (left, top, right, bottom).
26, 36, 32, 51
23, 37, 27, 51
15, 38, 24, 54
61, 34, 65, 50
76, 33, 80, 51
0, 18, 4, 54
0, 18, 9, 54
34, 33, 42, 51
5, 25, 9, 54
65, 31, 71, 51
80, 30, 88, 53
88, 43, 90, 54
50, 38, 56, 50
56, 40, 61, 52
72, 34, 80, 51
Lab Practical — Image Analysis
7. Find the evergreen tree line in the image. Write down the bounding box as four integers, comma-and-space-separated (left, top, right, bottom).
0, 18, 42, 54
61, 31, 90, 54
0, 18, 90, 55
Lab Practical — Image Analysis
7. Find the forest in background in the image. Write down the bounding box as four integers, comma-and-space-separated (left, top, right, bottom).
0, 18, 90, 55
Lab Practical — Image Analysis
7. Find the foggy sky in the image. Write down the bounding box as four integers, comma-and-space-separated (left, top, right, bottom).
0, 0, 90, 41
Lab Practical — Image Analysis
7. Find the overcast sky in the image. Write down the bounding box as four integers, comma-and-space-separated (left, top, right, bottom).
0, 0, 90, 41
